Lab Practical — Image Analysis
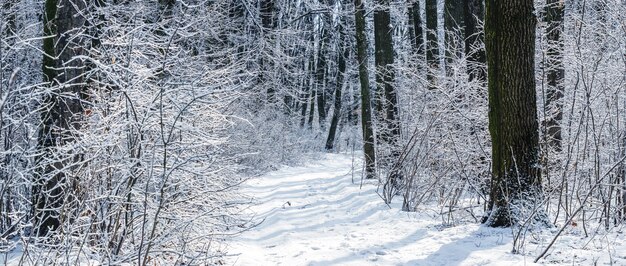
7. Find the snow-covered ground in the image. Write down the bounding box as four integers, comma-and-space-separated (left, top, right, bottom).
228, 153, 626, 266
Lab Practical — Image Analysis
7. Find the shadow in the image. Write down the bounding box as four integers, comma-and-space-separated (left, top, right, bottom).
248, 173, 350, 201
240, 191, 381, 242
403, 226, 509, 266
308, 228, 428, 266
309, 225, 502, 266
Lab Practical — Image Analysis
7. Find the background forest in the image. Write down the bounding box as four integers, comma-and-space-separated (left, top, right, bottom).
0, 0, 625, 264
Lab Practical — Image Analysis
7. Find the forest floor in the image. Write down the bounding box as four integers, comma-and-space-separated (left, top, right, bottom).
227, 153, 626, 266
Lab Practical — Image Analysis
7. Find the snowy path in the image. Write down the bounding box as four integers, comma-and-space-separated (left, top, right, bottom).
227, 153, 622, 266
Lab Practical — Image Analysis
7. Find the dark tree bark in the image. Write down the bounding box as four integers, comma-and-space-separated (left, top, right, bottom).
0, 0, 18, 235
308, 89, 316, 128
316, 0, 336, 128
35, 0, 87, 236
316, 28, 328, 128
425, 0, 438, 89
543, 0, 564, 149
300, 87, 309, 127
2, 0, 16, 38
464, 0, 486, 82
354, 0, 376, 179
326, 25, 348, 151
485, 0, 545, 227
444, 0, 464, 68
408, 1, 424, 55
260, 0, 277, 103
374, 0, 400, 146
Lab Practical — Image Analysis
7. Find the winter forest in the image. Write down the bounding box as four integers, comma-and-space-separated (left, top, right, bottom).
0, 0, 625, 264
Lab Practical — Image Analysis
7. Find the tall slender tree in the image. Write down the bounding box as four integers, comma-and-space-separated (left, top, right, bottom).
484, 0, 545, 227
354, 0, 376, 179
326, 24, 348, 151
35, 0, 87, 236
464, 0, 486, 82
444, 0, 464, 69
425, 0, 438, 89
544, 0, 564, 149
315, 2, 330, 128
374, 0, 400, 146
408, 0, 424, 55
260, 0, 278, 103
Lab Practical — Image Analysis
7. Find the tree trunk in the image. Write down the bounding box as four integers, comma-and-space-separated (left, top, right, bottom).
485, 0, 545, 227
444, 0, 464, 67
544, 0, 564, 149
35, 0, 86, 236
354, 0, 376, 179
408, 1, 424, 55
260, 0, 277, 103
308, 89, 316, 129
326, 26, 348, 151
316, 29, 328, 128
374, 0, 399, 146
425, 0, 439, 90
464, 0, 486, 82
0, 0, 18, 235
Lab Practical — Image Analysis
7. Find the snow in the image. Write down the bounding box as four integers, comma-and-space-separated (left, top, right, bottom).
228, 153, 626, 265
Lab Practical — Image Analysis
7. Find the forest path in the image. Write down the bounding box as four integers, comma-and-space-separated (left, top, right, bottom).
227, 153, 534, 266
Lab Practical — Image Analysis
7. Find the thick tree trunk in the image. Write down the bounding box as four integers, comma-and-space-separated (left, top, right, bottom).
544, 0, 564, 149
425, 0, 438, 90
485, 0, 545, 227
354, 0, 376, 179
35, 0, 86, 236
464, 0, 486, 83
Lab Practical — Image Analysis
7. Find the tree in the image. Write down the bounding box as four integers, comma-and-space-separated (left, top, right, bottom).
374, 0, 400, 147
354, 0, 376, 179
484, 0, 545, 227
444, 0, 464, 69
315, 0, 333, 129
408, 0, 424, 55
425, 0, 438, 89
544, 0, 564, 149
326, 22, 348, 151
464, 0, 486, 82
35, 0, 87, 236
0, 0, 18, 235
260, 0, 277, 103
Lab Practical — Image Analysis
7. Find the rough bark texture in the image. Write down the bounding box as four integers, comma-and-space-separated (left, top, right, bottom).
464, 0, 486, 82
544, 0, 564, 149
354, 0, 376, 179
485, 0, 544, 227
408, 1, 424, 55
36, 0, 86, 236
425, 0, 438, 90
